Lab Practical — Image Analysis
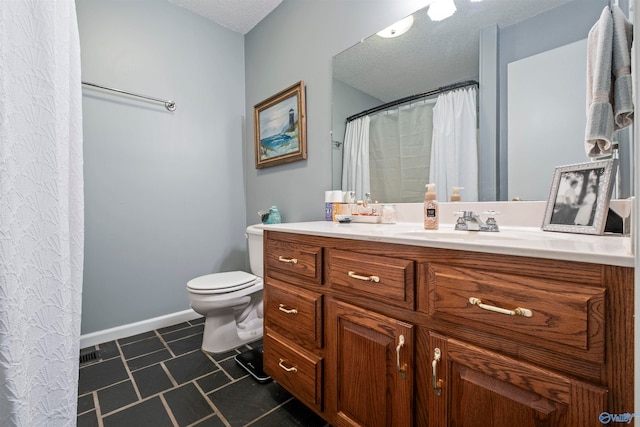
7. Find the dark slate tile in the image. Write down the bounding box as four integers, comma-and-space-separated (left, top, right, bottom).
97, 380, 139, 414
102, 396, 173, 427
164, 350, 218, 385
251, 398, 329, 427
121, 336, 166, 360
157, 321, 191, 335
126, 348, 173, 371
118, 330, 157, 346
79, 357, 129, 394
192, 415, 226, 427
164, 382, 214, 426
189, 316, 205, 325
132, 363, 174, 398
219, 357, 249, 380
208, 377, 292, 426
167, 333, 203, 356
77, 393, 95, 414
208, 348, 238, 362
162, 324, 204, 343
77, 410, 99, 427
196, 370, 232, 394
97, 340, 121, 360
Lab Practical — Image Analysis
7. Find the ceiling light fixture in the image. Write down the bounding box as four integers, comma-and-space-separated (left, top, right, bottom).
428, 0, 457, 21
376, 15, 414, 38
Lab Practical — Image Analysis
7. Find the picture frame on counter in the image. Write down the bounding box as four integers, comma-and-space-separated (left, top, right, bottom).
542, 159, 618, 235
254, 81, 307, 169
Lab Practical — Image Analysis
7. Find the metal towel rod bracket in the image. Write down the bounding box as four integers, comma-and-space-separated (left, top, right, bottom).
82, 81, 176, 111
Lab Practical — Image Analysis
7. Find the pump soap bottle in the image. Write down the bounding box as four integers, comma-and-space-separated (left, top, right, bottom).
450, 187, 463, 202
424, 183, 439, 230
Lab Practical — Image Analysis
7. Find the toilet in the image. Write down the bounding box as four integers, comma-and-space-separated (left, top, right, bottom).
186, 224, 265, 353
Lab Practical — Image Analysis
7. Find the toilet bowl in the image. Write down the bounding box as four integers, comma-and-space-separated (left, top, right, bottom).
186, 224, 264, 353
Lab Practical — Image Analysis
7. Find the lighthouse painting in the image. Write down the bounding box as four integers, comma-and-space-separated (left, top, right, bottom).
254, 81, 307, 169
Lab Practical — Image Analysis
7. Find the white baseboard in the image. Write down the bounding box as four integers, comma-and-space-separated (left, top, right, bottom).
80, 309, 202, 349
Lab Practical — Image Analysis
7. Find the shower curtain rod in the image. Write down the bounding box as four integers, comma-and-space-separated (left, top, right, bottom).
346, 79, 478, 123
81, 81, 176, 111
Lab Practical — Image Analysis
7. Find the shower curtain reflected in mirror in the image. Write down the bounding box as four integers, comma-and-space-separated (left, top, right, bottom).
430, 87, 479, 202
342, 88, 477, 204
370, 101, 435, 203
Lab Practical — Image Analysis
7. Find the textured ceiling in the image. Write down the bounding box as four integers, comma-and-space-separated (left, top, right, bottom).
333, 0, 573, 102
168, 0, 282, 34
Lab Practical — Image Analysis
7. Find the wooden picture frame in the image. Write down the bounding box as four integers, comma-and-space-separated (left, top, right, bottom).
542, 159, 617, 235
254, 81, 307, 169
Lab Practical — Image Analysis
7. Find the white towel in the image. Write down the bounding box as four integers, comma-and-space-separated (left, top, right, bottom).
585, 6, 614, 158
611, 4, 633, 130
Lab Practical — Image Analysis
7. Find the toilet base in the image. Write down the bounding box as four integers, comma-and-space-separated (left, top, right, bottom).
201, 313, 263, 354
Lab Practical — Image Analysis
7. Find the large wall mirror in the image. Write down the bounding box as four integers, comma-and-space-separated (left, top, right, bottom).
332, 0, 632, 203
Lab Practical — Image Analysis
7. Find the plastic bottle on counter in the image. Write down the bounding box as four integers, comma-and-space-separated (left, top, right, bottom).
450, 187, 463, 202
424, 184, 439, 230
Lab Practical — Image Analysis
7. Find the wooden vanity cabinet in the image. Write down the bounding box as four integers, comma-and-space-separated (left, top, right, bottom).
328, 300, 414, 427
262, 230, 634, 427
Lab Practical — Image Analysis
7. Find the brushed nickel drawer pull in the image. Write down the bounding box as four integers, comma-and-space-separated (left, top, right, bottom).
348, 271, 380, 283
278, 256, 298, 264
468, 297, 533, 318
396, 335, 406, 379
432, 348, 442, 396
278, 358, 298, 373
278, 304, 298, 315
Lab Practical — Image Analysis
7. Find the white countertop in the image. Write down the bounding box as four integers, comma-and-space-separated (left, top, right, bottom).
261, 221, 634, 267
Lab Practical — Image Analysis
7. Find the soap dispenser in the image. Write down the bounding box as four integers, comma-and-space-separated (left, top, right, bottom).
424, 183, 439, 230
450, 187, 463, 202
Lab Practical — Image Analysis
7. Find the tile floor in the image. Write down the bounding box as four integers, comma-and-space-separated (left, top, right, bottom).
77, 317, 329, 427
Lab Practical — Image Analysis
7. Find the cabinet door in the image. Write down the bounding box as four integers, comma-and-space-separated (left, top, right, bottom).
428, 333, 607, 427
329, 300, 413, 427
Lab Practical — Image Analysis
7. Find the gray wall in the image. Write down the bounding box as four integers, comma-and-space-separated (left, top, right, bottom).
77, 0, 247, 334
244, 0, 426, 224
496, 0, 612, 200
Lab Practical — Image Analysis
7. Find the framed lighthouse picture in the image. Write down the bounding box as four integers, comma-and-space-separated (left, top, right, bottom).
254, 81, 307, 169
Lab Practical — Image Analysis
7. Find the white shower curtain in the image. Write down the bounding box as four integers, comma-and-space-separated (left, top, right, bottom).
429, 87, 478, 201
341, 116, 371, 200
369, 102, 434, 203
0, 1, 84, 426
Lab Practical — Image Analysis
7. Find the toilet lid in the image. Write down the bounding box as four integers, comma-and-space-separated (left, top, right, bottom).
187, 271, 259, 294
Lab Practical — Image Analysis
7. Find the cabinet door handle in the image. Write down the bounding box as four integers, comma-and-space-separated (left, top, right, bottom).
468, 297, 533, 318
278, 256, 298, 264
432, 348, 443, 396
396, 335, 407, 379
278, 304, 298, 315
348, 271, 380, 283
278, 358, 298, 373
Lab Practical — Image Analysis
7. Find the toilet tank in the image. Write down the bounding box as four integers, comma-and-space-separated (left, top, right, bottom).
246, 224, 264, 277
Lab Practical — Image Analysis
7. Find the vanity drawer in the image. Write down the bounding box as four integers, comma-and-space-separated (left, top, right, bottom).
264, 330, 323, 412
428, 263, 606, 356
329, 249, 414, 309
264, 280, 323, 349
265, 239, 322, 285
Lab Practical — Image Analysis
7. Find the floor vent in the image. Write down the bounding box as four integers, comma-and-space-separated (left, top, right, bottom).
79, 350, 99, 365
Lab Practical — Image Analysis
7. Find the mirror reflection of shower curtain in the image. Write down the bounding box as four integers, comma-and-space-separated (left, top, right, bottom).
429, 87, 478, 202
369, 102, 435, 203
341, 116, 371, 200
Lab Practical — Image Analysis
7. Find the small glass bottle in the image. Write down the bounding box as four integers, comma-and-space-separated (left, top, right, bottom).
266, 206, 282, 224
381, 204, 397, 224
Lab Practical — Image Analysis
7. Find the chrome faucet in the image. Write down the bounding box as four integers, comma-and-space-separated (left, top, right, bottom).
454, 211, 500, 232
